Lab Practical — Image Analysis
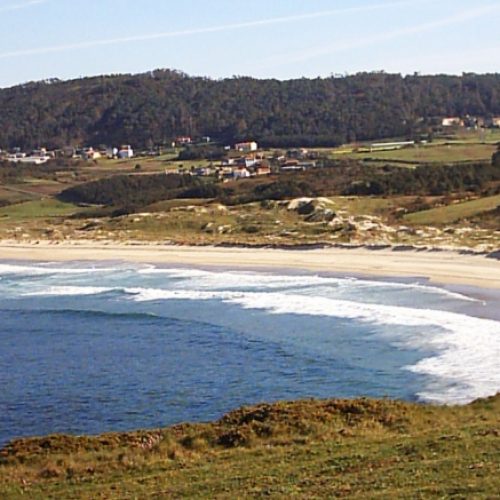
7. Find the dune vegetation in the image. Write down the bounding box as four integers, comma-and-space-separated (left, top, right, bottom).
1, 395, 499, 498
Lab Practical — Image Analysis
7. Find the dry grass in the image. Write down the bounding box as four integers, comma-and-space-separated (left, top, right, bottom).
1, 395, 498, 498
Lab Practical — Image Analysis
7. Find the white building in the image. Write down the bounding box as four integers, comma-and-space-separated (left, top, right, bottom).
118, 145, 134, 159
234, 141, 258, 152
8, 154, 49, 165
442, 117, 463, 127
233, 167, 251, 179
83, 147, 101, 160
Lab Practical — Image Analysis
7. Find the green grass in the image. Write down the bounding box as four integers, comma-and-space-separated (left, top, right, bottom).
0, 198, 81, 220
447, 127, 500, 144
0, 188, 39, 206
1, 395, 498, 498
94, 154, 210, 174
329, 196, 406, 216
340, 143, 495, 164
404, 194, 500, 225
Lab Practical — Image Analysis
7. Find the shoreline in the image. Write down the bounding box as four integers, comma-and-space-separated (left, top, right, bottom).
0, 239, 499, 289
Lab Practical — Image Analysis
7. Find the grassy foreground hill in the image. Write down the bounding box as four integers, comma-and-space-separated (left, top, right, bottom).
1, 395, 498, 498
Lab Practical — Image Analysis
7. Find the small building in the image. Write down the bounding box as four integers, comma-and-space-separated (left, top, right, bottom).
286, 148, 308, 159
82, 147, 101, 160
297, 161, 318, 169
193, 167, 213, 176
8, 153, 49, 165
441, 117, 463, 127
61, 146, 76, 158
369, 141, 415, 152
175, 136, 192, 146
281, 159, 299, 167
488, 117, 500, 128
118, 145, 134, 159
233, 167, 251, 179
280, 165, 306, 172
106, 147, 119, 159
236, 156, 257, 168
234, 141, 258, 152
255, 165, 271, 176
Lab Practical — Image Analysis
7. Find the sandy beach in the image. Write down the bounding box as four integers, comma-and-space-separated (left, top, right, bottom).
0, 240, 499, 289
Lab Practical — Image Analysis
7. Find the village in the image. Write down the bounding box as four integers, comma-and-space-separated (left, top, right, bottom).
1, 114, 499, 181
0, 138, 322, 180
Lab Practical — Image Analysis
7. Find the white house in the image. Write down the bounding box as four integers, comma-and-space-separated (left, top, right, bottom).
83, 147, 101, 160
118, 145, 134, 159
175, 136, 192, 146
234, 141, 258, 152
233, 167, 251, 179
442, 117, 463, 127
490, 117, 500, 127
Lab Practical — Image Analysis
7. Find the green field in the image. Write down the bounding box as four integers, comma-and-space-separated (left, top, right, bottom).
443, 127, 500, 144
404, 194, 500, 225
1, 396, 498, 498
0, 199, 81, 220
339, 143, 496, 164
329, 196, 406, 216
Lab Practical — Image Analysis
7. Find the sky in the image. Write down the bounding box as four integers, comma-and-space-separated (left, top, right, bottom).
1, 0, 499, 88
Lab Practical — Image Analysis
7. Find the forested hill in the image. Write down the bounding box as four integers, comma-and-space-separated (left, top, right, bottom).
1, 70, 499, 149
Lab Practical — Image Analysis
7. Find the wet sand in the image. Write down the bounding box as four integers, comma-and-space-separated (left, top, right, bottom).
0, 240, 499, 289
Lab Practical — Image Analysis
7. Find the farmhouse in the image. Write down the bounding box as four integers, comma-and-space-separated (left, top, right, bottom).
82, 147, 101, 160
118, 145, 134, 159
232, 167, 251, 179
255, 165, 271, 176
175, 136, 192, 146
441, 117, 463, 127
234, 141, 258, 152
489, 117, 500, 127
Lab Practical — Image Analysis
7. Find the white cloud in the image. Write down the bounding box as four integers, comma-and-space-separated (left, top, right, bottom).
256, 3, 500, 68
0, 0, 46, 13
0, 0, 423, 59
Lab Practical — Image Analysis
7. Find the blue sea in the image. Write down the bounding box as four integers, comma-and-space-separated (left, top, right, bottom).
1, 260, 499, 446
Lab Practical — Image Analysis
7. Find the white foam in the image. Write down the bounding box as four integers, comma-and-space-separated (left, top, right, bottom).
0, 263, 123, 276
2, 261, 496, 404
23, 286, 114, 296
125, 287, 241, 302
127, 286, 500, 404
137, 266, 478, 302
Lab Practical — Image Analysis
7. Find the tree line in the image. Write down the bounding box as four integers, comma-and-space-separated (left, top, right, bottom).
58, 160, 500, 214
1, 70, 499, 149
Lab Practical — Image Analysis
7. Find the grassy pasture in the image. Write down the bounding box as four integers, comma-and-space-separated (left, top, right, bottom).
328, 196, 408, 216
404, 194, 500, 225
341, 143, 496, 164
0, 199, 81, 220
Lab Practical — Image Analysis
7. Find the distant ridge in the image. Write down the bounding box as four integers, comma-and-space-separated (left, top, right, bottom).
0, 69, 499, 149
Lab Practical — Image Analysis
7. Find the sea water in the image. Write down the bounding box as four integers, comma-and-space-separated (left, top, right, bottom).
0, 260, 499, 445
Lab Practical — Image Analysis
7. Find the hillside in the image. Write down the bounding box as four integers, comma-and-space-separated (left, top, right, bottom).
1, 71, 499, 149
1, 395, 498, 498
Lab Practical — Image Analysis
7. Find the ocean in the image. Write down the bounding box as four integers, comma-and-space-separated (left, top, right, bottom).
1, 260, 499, 445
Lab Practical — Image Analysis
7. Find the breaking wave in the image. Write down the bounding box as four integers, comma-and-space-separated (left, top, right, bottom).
124, 286, 500, 404
1, 261, 498, 405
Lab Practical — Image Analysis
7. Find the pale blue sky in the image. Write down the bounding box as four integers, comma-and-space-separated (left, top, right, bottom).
1, 0, 499, 88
